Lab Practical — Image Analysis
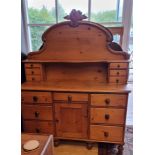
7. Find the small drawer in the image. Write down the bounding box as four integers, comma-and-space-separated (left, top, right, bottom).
22, 91, 52, 104
90, 125, 123, 142
23, 120, 54, 134
109, 63, 128, 69
25, 68, 41, 75
109, 70, 127, 76
22, 105, 53, 120
26, 75, 42, 81
90, 108, 125, 124
109, 77, 127, 84
25, 63, 41, 68
53, 93, 88, 102
91, 94, 127, 107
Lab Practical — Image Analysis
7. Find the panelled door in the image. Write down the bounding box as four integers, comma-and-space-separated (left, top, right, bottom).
55, 103, 88, 139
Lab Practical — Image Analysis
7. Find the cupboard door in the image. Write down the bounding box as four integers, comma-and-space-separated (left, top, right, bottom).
55, 103, 88, 139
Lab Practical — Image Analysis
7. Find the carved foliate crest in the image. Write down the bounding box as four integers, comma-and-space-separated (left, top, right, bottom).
64, 9, 87, 27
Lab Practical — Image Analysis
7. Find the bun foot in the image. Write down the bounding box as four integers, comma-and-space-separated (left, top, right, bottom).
86, 142, 94, 150
54, 140, 60, 147
117, 145, 124, 155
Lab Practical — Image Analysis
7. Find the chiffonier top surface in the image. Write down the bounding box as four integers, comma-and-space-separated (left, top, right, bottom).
24, 10, 129, 63
21, 81, 131, 93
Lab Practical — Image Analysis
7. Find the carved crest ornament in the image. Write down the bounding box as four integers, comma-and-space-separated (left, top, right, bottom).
64, 9, 88, 27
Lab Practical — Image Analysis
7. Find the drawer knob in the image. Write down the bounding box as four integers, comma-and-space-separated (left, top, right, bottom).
30, 64, 33, 67
33, 96, 38, 102
105, 98, 110, 105
105, 114, 110, 120
116, 79, 119, 83
117, 72, 120, 75
32, 77, 35, 81
34, 111, 40, 118
35, 128, 40, 133
104, 132, 109, 137
31, 71, 34, 74
68, 96, 72, 103
117, 64, 120, 68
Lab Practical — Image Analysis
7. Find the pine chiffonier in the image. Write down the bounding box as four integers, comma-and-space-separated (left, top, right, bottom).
21, 10, 131, 154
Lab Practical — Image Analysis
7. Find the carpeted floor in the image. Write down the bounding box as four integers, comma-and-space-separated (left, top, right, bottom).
54, 126, 133, 155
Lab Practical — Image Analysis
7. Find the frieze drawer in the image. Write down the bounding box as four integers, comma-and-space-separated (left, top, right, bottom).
22, 91, 52, 104
53, 93, 88, 102
91, 94, 127, 107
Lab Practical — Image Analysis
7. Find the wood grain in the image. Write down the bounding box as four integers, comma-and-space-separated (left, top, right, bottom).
23, 120, 54, 134
91, 94, 127, 107
90, 108, 125, 124
22, 105, 53, 120
55, 103, 88, 139
90, 125, 123, 142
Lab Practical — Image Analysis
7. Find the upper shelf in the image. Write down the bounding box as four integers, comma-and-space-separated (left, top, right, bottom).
26, 9, 130, 62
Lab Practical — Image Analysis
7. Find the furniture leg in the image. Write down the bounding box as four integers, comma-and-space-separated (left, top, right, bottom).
54, 139, 60, 147
86, 142, 94, 150
117, 145, 124, 155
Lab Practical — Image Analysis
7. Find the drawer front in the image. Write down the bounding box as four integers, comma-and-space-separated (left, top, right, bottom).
25, 63, 41, 68
22, 105, 53, 120
109, 77, 127, 84
91, 94, 127, 107
90, 125, 123, 142
23, 120, 54, 134
109, 63, 128, 69
26, 75, 42, 81
109, 70, 127, 76
90, 108, 125, 124
25, 68, 41, 75
53, 93, 88, 102
22, 92, 52, 104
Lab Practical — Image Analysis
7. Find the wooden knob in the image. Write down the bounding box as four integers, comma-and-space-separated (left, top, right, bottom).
117, 72, 120, 75
35, 128, 40, 133
105, 114, 110, 120
30, 64, 33, 67
34, 111, 39, 118
32, 77, 35, 81
68, 95, 72, 103
105, 98, 110, 105
33, 96, 38, 102
116, 79, 119, 83
104, 132, 109, 137
31, 71, 34, 74
117, 64, 120, 68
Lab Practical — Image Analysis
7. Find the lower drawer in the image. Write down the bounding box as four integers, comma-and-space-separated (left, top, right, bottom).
90, 125, 124, 142
90, 108, 125, 125
23, 120, 54, 134
22, 105, 53, 121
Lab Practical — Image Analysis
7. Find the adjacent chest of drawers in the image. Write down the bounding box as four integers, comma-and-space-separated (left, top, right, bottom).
21, 10, 131, 151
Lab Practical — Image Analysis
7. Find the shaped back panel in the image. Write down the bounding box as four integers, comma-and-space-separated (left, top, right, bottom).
27, 11, 129, 61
